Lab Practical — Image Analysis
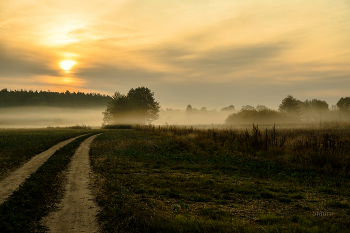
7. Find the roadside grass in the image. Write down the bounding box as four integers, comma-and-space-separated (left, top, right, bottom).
0, 133, 95, 232
102, 124, 133, 129
90, 127, 350, 232
0, 128, 98, 180
65, 124, 92, 129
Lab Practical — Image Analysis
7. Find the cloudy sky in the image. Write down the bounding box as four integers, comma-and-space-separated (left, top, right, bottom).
1, 0, 349, 110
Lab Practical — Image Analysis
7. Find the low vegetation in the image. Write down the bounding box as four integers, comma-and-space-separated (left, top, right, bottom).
90, 124, 350, 232
225, 109, 299, 125
102, 124, 133, 129
1, 122, 349, 232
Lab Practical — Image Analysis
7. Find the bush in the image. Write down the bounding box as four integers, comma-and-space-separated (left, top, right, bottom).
102, 124, 133, 129
66, 124, 91, 129
225, 109, 298, 125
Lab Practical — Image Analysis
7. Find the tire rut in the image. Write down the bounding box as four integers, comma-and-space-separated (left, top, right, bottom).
42, 134, 101, 233
0, 134, 86, 205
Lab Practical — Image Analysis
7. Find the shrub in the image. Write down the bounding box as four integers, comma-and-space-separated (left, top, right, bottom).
102, 124, 133, 129
225, 109, 299, 125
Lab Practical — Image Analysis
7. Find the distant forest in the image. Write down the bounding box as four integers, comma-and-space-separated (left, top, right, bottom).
0, 88, 112, 108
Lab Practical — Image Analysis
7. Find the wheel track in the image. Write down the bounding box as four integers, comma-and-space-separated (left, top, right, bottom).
42, 134, 102, 233
0, 134, 86, 205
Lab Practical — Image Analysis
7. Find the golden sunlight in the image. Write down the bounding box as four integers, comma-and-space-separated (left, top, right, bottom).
60, 60, 76, 71
38, 76, 85, 86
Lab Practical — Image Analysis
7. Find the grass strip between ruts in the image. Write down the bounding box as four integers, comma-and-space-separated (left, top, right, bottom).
0, 133, 96, 232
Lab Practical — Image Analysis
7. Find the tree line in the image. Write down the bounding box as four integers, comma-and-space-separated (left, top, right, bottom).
102, 87, 348, 126
226, 95, 350, 124
0, 88, 112, 108
2, 86, 349, 125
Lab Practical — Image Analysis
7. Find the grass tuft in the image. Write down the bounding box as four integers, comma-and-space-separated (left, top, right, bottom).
258, 213, 281, 225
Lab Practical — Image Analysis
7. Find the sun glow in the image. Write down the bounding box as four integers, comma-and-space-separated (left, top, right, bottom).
60, 60, 76, 71
38, 76, 85, 86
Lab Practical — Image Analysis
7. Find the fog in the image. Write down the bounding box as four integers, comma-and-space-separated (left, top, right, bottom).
0, 106, 235, 128
0, 107, 106, 128
0, 106, 346, 129
153, 108, 235, 126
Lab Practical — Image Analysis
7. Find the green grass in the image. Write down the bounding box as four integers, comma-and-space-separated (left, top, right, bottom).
0, 133, 95, 232
1, 125, 349, 232
90, 127, 350, 232
258, 213, 281, 225
0, 128, 98, 180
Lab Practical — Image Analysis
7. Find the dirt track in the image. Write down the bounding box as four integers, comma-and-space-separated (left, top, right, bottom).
0, 135, 85, 205
42, 134, 101, 233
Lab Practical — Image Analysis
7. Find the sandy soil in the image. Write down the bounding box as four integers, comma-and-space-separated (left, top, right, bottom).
42, 134, 101, 233
0, 135, 86, 205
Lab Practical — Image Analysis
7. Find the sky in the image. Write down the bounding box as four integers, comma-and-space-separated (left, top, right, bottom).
1, 0, 349, 110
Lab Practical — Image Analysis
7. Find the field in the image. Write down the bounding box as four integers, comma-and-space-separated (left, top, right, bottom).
90, 123, 350, 232
0, 124, 350, 232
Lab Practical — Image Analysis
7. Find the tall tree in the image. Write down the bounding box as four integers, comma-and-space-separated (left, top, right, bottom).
279, 95, 300, 117
241, 105, 255, 111
256, 105, 269, 111
337, 97, 350, 112
220, 105, 235, 112
103, 87, 160, 125
102, 92, 129, 125
299, 99, 329, 121
186, 104, 193, 114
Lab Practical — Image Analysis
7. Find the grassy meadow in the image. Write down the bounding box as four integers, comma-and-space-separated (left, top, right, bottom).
90, 123, 350, 232
0, 124, 350, 232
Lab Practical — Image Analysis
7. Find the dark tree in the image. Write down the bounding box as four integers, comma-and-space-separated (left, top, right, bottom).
102, 92, 129, 125
200, 107, 207, 112
127, 87, 160, 123
309, 99, 328, 110
299, 99, 329, 121
279, 95, 300, 117
256, 105, 269, 111
241, 105, 255, 111
186, 104, 193, 114
186, 105, 193, 111
220, 105, 235, 112
225, 109, 295, 125
103, 87, 160, 125
337, 97, 350, 112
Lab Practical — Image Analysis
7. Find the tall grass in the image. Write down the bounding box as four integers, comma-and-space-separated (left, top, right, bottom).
135, 123, 350, 173
90, 127, 350, 233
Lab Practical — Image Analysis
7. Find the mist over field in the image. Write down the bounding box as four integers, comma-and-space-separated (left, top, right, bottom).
1, 104, 347, 129
0, 107, 105, 128
155, 108, 234, 125
0, 106, 233, 128
0, 88, 348, 128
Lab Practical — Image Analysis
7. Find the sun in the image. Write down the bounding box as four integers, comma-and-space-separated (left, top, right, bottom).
60, 60, 76, 71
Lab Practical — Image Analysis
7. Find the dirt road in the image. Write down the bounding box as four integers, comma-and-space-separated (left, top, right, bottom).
42, 134, 101, 233
0, 135, 85, 205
